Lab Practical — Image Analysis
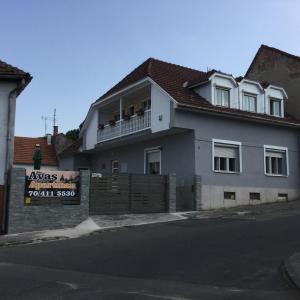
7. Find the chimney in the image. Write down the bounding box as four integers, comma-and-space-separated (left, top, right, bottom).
53, 125, 58, 136
46, 133, 52, 145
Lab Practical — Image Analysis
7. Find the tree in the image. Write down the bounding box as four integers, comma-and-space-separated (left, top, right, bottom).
65, 129, 79, 141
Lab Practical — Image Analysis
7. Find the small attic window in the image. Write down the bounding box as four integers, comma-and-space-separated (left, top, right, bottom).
216, 87, 230, 107
270, 98, 282, 117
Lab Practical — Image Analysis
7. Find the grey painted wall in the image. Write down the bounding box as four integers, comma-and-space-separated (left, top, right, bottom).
90, 130, 195, 186
174, 109, 300, 189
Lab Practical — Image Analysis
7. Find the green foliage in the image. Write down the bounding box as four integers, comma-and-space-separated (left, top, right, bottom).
65, 129, 79, 141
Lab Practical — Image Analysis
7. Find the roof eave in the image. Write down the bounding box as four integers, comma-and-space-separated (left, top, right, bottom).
176, 104, 300, 129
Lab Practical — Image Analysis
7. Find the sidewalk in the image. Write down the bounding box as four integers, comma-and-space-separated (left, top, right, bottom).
284, 252, 300, 289
0, 213, 187, 247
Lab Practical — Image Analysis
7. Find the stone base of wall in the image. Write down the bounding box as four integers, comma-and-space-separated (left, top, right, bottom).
7, 168, 90, 234
199, 185, 300, 210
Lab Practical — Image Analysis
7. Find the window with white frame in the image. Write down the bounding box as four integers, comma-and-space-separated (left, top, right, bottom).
111, 160, 119, 173
142, 98, 151, 110
243, 93, 257, 112
264, 146, 288, 176
270, 98, 282, 117
213, 140, 241, 173
215, 87, 230, 107
145, 148, 161, 175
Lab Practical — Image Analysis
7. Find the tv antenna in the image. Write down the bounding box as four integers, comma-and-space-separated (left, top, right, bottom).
41, 109, 58, 136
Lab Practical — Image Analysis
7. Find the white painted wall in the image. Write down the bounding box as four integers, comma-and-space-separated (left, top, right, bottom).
193, 74, 287, 117
84, 109, 98, 150
150, 84, 171, 133
0, 82, 17, 185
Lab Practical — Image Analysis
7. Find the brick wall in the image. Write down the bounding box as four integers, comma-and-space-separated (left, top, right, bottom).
7, 168, 90, 234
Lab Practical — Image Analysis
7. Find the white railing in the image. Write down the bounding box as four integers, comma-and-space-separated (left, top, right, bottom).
97, 109, 151, 143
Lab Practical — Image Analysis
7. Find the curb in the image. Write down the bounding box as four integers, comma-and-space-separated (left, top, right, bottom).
283, 252, 300, 289
0, 215, 187, 248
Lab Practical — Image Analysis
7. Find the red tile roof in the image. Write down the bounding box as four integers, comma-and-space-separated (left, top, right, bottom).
94, 57, 300, 126
14, 137, 58, 166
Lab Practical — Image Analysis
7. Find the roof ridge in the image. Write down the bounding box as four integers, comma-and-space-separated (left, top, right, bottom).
260, 44, 300, 61
148, 57, 206, 74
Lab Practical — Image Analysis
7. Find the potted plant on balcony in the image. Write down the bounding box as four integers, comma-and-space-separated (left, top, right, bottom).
123, 112, 131, 121
109, 119, 116, 126
98, 123, 105, 130
137, 108, 144, 116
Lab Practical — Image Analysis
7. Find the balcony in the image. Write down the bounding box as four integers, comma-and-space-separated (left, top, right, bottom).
97, 109, 151, 143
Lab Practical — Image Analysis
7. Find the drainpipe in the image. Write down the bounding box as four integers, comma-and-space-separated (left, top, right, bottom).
2, 79, 26, 233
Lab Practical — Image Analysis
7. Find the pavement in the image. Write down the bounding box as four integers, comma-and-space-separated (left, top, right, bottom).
0, 213, 187, 247
1, 203, 300, 299
1, 200, 300, 297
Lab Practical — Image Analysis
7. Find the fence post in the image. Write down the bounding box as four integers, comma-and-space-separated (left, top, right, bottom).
167, 173, 176, 213
193, 175, 202, 210
7, 168, 26, 233
80, 169, 90, 217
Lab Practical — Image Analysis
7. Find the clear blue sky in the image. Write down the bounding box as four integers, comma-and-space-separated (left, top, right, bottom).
1, 0, 300, 137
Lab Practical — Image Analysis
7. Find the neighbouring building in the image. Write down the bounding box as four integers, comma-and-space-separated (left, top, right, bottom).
14, 135, 59, 170
246, 44, 300, 120
62, 57, 300, 210
0, 59, 31, 232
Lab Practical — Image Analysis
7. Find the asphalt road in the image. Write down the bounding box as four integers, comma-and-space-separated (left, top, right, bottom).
1, 212, 300, 299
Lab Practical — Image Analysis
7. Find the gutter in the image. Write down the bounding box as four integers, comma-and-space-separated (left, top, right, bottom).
177, 103, 300, 129
2, 78, 26, 233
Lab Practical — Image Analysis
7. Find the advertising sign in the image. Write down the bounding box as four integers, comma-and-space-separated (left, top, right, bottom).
24, 169, 80, 204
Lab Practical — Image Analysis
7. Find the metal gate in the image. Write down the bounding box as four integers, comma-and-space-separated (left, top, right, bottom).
89, 174, 167, 214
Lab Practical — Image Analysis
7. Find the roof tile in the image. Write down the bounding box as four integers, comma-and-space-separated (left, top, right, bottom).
14, 137, 58, 166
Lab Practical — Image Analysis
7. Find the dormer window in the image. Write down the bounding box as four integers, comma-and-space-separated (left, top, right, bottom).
270, 98, 282, 117
243, 93, 257, 112
216, 87, 229, 107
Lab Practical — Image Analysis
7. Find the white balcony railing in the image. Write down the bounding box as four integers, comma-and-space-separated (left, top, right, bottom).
97, 109, 151, 143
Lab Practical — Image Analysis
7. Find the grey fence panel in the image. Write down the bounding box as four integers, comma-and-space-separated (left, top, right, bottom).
131, 174, 166, 213
90, 174, 130, 214
89, 173, 167, 214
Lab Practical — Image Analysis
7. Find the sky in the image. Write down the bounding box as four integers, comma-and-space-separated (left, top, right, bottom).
1, 0, 300, 137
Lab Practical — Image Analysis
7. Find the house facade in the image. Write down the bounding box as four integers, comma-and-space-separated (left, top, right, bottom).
0, 59, 31, 231
72, 58, 300, 210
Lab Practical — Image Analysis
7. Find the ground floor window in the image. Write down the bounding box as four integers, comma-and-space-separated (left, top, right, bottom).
213, 139, 241, 173
111, 160, 119, 173
264, 146, 288, 176
145, 148, 161, 175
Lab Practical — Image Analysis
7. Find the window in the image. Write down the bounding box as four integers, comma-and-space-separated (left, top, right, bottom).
142, 99, 151, 110
264, 146, 288, 176
111, 160, 119, 173
250, 192, 260, 200
270, 98, 282, 117
128, 105, 135, 116
224, 192, 236, 200
213, 140, 241, 173
145, 148, 161, 175
243, 93, 257, 112
278, 193, 288, 201
216, 87, 230, 107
